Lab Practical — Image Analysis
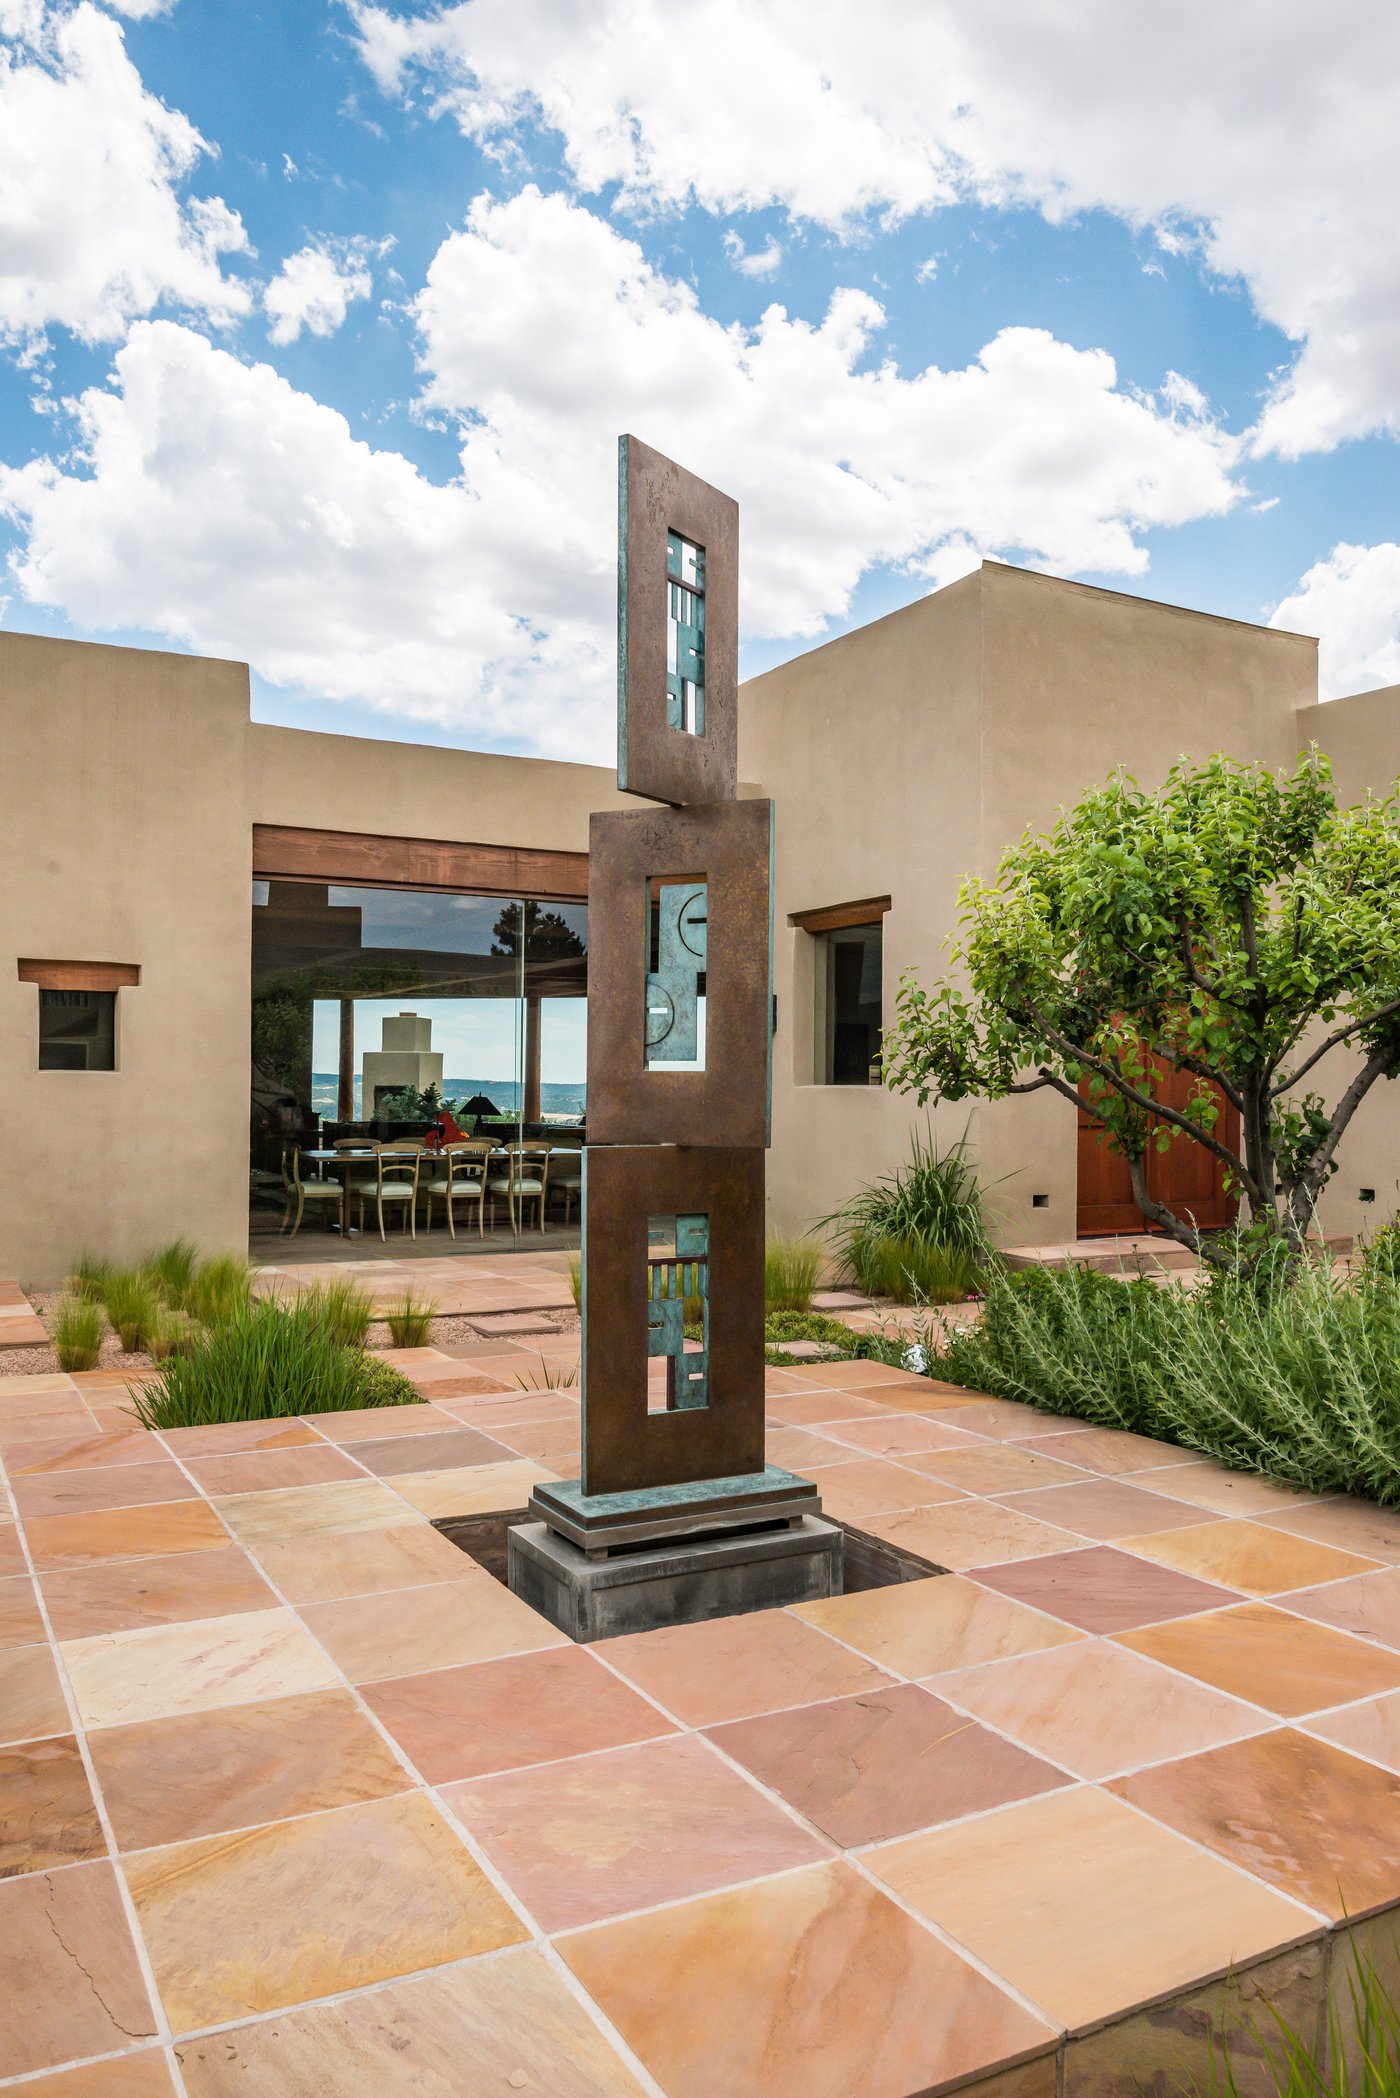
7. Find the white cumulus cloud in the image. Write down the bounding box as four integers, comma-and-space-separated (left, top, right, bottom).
0, 192, 1245, 756
351, 0, 1400, 457
264, 239, 377, 346
0, 0, 249, 345
1271, 544, 1400, 700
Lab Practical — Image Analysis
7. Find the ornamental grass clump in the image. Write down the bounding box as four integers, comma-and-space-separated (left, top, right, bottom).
848, 1231, 982, 1305
68, 1252, 112, 1304
386, 1288, 435, 1348
130, 1297, 419, 1431
304, 1276, 374, 1348
52, 1295, 104, 1372
141, 1239, 200, 1309
1201, 1930, 1400, 2096
938, 1251, 1400, 1503
102, 1268, 158, 1354
187, 1254, 254, 1328
764, 1235, 824, 1313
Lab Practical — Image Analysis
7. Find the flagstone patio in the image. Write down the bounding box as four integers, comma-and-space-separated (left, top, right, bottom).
3, 1351, 1400, 2095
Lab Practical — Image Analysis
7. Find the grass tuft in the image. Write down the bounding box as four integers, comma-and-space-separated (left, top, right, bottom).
850, 1231, 982, 1304
764, 1235, 824, 1313
1202, 1932, 1400, 2095
187, 1254, 254, 1328
141, 1240, 200, 1309
129, 1297, 419, 1430
567, 1254, 582, 1311
52, 1295, 104, 1372
303, 1276, 374, 1349
102, 1269, 158, 1354
386, 1288, 436, 1348
68, 1253, 113, 1304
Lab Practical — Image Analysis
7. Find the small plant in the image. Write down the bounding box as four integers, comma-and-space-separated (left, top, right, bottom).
761, 1310, 872, 1366
68, 1252, 112, 1304
764, 1235, 823, 1314
52, 1295, 104, 1372
513, 1355, 581, 1391
148, 1306, 197, 1362
130, 1297, 419, 1430
822, 1122, 990, 1266
567, 1253, 582, 1311
386, 1288, 436, 1348
102, 1268, 158, 1354
141, 1239, 200, 1309
850, 1231, 981, 1305
187, 1254, 254, 1327
305, 1276, 374, 1348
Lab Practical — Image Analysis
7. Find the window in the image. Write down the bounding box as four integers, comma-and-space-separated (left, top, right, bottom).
39, 990, 117, 1071
817, 921, 883, 1085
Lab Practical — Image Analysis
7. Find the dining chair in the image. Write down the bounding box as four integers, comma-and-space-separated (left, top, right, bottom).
547, 1144, 583, 1224
487, 1143, 551, 1234
356, 1146, 421, 1242
280, 1144, 346, 1238
420, 1143, 487, 1239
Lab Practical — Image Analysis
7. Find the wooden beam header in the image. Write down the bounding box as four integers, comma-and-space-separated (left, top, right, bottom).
252, 824, 588, 903
18, 960, 141, 992
787, 895, 891, 935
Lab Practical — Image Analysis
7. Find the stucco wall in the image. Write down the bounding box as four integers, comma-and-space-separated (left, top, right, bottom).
1294, 686, 1400, 1242
741, 563, 1319, 1249
248, 722, 628, 846
0, 634, 253, 1288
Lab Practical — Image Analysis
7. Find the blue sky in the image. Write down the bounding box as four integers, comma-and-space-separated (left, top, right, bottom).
2, 0, 1398, 759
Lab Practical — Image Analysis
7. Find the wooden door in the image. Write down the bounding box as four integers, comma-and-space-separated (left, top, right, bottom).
1075, 1065, 1239, 1237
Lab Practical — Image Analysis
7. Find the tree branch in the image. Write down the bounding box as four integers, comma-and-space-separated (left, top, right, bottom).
1302, 1042, 1400, 1196
1019, 997, 1262, 1201
1125, 1155, 1234, 1268
1272, 997, 1400, 1098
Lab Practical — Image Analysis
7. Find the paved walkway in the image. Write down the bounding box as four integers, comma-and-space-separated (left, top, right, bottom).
3, 1356, 1400, 2094
253, 1248, 578, 1320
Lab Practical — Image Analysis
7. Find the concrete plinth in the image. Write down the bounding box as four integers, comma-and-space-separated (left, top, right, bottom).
508, 1515, 843, 1643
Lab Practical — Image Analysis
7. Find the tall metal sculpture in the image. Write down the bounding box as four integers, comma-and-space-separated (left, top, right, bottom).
510, 437, 842, 1640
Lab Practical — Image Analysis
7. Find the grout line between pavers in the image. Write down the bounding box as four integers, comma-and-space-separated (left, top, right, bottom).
132, 1431, 671, 2098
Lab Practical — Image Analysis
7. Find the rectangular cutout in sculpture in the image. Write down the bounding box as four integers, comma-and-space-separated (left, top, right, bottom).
645, 881, 707, 1069
618, 434, 737, 806
581, 1145, 764, 1496
666, 534, 705, 736
588, 799, 772, 1148
646, 1213, 709, 1409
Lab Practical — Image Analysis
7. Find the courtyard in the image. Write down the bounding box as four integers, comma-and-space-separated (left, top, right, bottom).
3, 1278, 1400, 2095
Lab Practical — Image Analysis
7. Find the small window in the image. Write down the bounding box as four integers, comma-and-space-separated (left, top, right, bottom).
817, 922, 882, 1085
39, 990, 116, 1071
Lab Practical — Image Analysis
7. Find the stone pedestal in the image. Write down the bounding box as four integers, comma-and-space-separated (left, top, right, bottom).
508, 1513, 842, 1643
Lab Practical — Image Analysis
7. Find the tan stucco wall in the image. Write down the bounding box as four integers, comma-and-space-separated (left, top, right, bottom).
248, 722, 629, 846
1294, 685, 1400, 1242
742, 563, 1319, 1248
0, 634, 253, 1288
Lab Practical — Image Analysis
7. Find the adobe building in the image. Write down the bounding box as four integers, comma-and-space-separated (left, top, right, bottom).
4, 560, 1399, 1286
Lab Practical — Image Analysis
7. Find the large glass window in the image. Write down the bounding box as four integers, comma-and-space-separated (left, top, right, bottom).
816, 921, 882, 1084
250, 880, 587, 1181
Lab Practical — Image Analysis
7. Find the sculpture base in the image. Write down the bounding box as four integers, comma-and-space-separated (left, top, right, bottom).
507, 1514, 843, 1643
528, 1466, 819, 1554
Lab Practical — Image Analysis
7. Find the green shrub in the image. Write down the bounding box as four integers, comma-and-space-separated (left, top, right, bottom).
849, 1231, 981, 1304
68, 1253, 112, 1304
102, 1269, 158, 1354
141, 1239, 200, 1308
130, 1298, 419, 1430
53, 1295, 104, 1372
822, 1123, 990, 1264
386, 1288, 435, 1348
938, 1255, 1400, 1502
187, 1254, 254, 1327
304, 1276, 374, 1348
765, 1235, 823, 1313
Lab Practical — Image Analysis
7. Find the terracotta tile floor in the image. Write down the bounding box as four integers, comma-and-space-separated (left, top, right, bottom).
1, 1348, 1399, 2092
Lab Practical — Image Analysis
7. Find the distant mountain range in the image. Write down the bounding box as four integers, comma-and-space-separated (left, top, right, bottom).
310, 1074, 586, 1120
